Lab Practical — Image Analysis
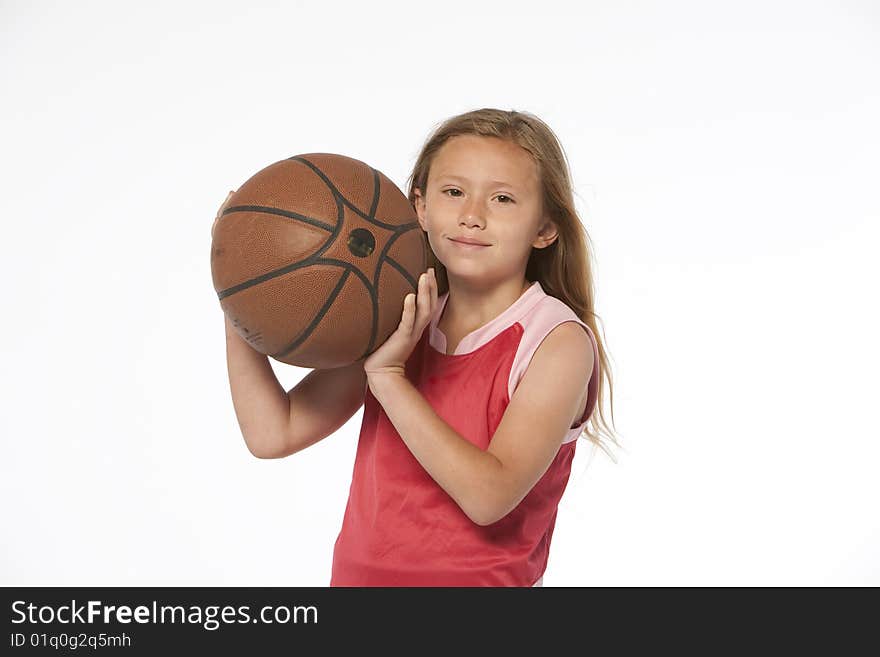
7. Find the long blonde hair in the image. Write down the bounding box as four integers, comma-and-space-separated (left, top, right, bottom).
404, 108, 621, 461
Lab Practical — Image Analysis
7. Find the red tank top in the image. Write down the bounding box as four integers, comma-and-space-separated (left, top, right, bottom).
330, 281, 599, 586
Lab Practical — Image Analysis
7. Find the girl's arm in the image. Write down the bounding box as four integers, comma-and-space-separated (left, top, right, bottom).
367, 321, 593, 526
224, 316, 367, 458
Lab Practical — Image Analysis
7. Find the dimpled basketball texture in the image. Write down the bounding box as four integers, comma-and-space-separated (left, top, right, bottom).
210, 153, 428, 369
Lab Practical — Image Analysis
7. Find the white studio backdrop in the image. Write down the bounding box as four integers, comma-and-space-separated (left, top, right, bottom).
1, 0, 878, 586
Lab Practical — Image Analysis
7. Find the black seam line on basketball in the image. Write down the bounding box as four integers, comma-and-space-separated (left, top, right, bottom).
274, 264, 378, 360
288, 156, 415, 231
350, 252, 418, 362
215, 221, 421, 300
279, 258, 379, 357
373, 228, 419, 291
221, 205, 334, 232
221, 256, 379, 358
272, 269, 352, 360
217, 191, 347, 299
368, 168, 381, 219
384, 257, 418, 291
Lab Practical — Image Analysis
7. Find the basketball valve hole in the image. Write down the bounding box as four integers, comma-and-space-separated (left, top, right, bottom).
347, 228, 376, 258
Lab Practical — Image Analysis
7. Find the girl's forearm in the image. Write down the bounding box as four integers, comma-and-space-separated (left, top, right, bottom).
366, 372, 504, 525
224, 315, 291, 457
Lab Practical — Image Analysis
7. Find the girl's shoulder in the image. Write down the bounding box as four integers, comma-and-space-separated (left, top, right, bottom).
508, 290, 597, 398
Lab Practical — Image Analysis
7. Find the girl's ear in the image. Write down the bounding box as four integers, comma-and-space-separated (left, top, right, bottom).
414, 188, 428, 231
532, 217, 559, 249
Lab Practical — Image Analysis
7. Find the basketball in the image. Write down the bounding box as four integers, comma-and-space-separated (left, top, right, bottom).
210, 153, 428, 369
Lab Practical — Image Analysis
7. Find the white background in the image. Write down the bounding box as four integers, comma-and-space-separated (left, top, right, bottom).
2, 0, 878, 586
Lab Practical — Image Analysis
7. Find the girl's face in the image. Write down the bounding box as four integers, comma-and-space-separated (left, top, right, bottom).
414, 135, 558, 285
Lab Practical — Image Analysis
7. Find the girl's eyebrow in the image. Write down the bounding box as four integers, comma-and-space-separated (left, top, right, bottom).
436, 174, 518, 188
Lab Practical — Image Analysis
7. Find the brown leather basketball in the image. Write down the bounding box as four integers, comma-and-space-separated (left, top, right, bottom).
210, 153, 428, 369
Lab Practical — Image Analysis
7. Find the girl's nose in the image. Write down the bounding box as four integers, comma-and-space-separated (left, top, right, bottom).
459, 198, 486, 227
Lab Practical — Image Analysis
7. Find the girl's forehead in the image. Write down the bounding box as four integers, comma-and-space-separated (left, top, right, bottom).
431, 135, 539, 187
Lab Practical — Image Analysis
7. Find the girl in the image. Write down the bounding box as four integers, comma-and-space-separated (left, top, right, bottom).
218, 108, 619, 587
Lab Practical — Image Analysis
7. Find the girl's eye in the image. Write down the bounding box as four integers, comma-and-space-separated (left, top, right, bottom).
441, 189, 515, 204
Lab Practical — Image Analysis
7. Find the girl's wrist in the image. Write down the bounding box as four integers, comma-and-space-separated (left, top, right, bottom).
365, 366, 406, 381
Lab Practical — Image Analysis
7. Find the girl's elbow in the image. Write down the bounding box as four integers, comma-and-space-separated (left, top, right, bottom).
246, 442, 277, 459
244, 435, 287, 459
468, 500, 507, 527
471, 514, 496, 527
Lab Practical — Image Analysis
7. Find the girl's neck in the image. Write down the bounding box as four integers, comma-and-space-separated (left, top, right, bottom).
439, 276, 532, 337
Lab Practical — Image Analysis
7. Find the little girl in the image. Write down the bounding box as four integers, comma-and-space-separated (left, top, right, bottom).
219, 108, 618, 587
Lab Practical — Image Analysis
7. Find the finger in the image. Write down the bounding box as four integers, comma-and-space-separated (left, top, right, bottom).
416, 274, 431, 327
419, 269, 437, 327
402, 293, 416, 332
429, 267, 438, 308
420, 272, 435, 329
217, 190, 234, 217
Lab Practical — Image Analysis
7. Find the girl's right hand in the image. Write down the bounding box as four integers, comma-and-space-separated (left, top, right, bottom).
211, 190, 237, 239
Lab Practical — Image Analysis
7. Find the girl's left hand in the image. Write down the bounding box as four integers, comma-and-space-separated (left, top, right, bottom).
363, 268, 437, 378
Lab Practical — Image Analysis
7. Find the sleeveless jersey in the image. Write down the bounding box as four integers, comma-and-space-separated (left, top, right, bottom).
330, 280, 599, 586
